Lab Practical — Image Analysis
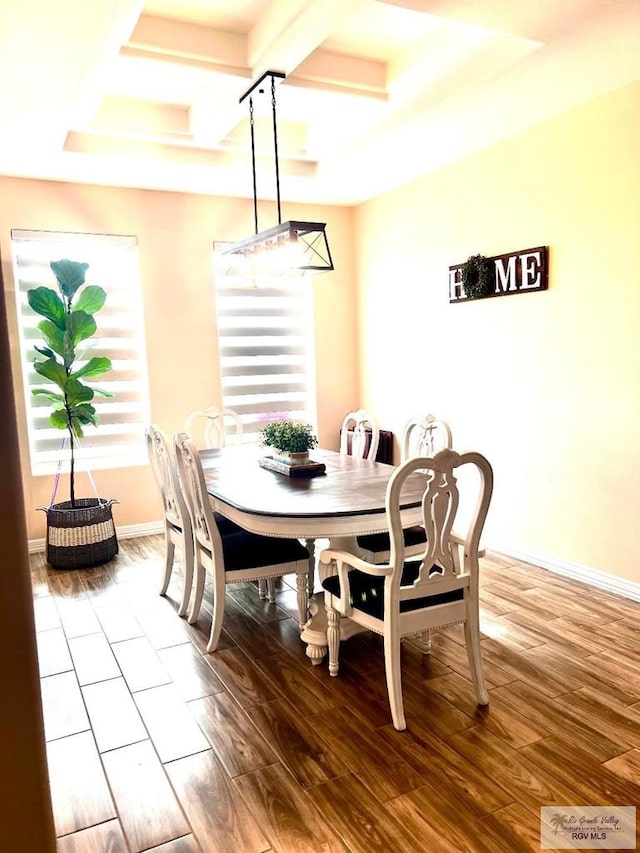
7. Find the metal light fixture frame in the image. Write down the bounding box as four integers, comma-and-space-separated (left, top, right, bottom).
223, 70, 334, 274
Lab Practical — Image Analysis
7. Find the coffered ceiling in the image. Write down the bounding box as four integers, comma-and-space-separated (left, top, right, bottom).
1, 0, 638, 205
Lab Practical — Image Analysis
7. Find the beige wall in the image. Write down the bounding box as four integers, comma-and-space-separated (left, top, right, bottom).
1, 181, 357, 539
355, 81, 640, 583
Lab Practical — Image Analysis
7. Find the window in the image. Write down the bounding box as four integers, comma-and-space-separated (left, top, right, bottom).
214, 251, 317, 442
12, 230, 151, 475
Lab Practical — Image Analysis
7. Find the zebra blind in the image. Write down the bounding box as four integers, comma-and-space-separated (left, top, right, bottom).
12, 229, 151, 475
214, 252, 317, 442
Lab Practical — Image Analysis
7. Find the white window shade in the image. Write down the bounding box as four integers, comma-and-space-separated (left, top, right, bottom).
214, 256, 317, 442
12, 230, 151, 475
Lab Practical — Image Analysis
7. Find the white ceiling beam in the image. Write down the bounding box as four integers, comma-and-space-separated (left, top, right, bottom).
64, 130, 317, 179
0, 0, 144, 152
128, 14, 247, 70
247, 0, 370, 79
293, 49, 387, 99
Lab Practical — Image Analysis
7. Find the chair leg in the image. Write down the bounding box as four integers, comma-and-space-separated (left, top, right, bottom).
295, 572, 308, 628
464, 617, 489, 706
258, 579, 267, 599
384, 626, 406, 731
266, 577, 276, 603
327, 605, 341, 676
417, 629, 432, 654
207, 585, 226, 653
188, 549, 205, 624
160, 534, 174, 596
178, 531, 194, 618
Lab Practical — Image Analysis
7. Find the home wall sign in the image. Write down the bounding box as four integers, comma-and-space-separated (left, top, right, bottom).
449, 246, 548, 303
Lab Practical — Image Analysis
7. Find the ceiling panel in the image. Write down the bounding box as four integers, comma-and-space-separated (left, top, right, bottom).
0, 0, 638, 205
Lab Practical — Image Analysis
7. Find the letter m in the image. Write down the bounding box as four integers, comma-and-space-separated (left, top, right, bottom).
495, 256, 517, 294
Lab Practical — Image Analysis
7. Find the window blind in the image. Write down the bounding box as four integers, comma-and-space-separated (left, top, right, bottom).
12, 230, 151, 475
214, 259, 317, 442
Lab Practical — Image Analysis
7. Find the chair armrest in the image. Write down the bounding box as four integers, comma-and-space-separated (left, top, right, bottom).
320, 548, 392, 577
450, 531, 486, 558
319, 549, 392, 617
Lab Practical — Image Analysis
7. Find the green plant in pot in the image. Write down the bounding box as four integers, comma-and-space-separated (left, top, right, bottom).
260, 419, 318, 464
28, 259, 119, 569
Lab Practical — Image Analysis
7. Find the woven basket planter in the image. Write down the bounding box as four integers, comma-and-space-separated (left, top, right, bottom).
41, 498, 119, 570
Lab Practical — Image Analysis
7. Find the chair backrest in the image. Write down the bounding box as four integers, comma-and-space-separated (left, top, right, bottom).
386, 448, 493, 604
401, 414, 452, 462
146, 424, 191, 533
340, 409, 380, 461
183, 406, 243, 449
173, 432, 223, 560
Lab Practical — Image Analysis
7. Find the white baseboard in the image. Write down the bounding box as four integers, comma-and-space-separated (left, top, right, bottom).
28, 520, 164, 554
492, 543, 640, 603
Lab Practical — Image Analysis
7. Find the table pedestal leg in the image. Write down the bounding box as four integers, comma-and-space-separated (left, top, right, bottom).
300, 536, 368, 665
300, 596, 328, 664
305, 538, 315, 597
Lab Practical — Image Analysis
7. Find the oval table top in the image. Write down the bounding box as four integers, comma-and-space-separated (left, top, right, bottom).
200, 446, 425, 539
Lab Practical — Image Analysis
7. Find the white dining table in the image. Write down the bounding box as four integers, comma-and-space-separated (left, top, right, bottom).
200, 445, 425, 664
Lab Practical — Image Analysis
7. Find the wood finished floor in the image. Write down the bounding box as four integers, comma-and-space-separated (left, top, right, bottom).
31, 536, 640, 853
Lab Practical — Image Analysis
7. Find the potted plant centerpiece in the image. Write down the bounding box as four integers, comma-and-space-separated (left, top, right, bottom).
28, 259, 119, 569
260, 419, 318, 466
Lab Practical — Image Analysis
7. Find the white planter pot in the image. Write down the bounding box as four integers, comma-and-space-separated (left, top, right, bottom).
273, 450, 310, 466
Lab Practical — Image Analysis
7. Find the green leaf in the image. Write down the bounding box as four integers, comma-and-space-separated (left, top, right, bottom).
33, 357, 67, 390
34, 345, 56, 358
66, 310, 96, 346
65, 378, 94, 407
71, 356, 111, 380
72, 403, 98, 427
70, 416, 85, 439
74, 285, 106, 316
92, 387, 114, 398
49, 409, 69, 430
27, 287, 66, 328
38, 319, 65, 356
31, 389, 65, 406
62, 331, 75, 370
50, 259, 89, 302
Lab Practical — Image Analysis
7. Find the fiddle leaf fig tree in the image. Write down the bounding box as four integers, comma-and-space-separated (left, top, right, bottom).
28, 259, 113, 506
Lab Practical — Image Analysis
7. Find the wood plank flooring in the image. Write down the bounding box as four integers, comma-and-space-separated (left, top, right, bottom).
31, 538, 640, 852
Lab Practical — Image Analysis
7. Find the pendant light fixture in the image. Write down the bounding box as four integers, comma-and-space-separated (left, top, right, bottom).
223, 71, 334, 274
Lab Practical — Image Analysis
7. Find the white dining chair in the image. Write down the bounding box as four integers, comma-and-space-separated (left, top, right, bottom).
319, 447, 493, 731
183, 406, 243, 449
146, 424, 194, 617
174, 433, 311, 651
357, 415, 453, 563
339, 409, 379, 462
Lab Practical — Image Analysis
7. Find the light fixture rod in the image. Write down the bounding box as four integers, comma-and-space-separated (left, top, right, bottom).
249, 96, 258, 235
224, 69, 334, 274
271, 74, 282, 226
239, 71, 286, 234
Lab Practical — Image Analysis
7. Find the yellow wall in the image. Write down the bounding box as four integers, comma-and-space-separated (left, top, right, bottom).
1, 181, 357, 539
355, 80, 640, 583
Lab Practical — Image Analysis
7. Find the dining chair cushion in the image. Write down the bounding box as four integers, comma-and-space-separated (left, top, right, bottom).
215, 512, 244, 536
321, 563, 463, 620
356, 524, 426, 555
222, 529, 309, 572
